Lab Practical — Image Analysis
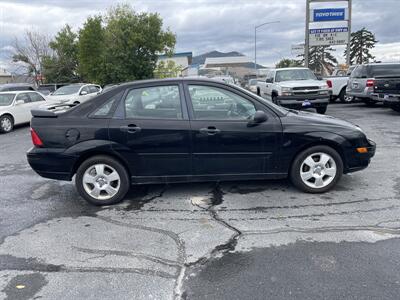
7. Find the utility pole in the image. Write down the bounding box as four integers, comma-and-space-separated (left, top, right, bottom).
305, 0, 310, 67
254, 21, 280, 76
346, 0, 352, 66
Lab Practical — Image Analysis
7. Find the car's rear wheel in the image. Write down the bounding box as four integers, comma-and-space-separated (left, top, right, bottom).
316, 106, 327, 114
0, 115, 14, 133
75, 155, 130, 205
290, 145, 343, 193
339, 89, 353, 103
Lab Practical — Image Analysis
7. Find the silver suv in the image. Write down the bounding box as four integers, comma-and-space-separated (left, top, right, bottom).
346, 63, 400, 105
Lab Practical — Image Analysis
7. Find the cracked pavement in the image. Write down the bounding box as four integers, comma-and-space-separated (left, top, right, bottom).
0, 103, 399, 299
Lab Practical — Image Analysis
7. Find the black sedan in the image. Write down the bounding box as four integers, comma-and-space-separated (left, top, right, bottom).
27, 78, 376, 205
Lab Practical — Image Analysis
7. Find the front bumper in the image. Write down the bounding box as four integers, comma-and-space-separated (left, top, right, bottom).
276, 94, 329, 109
344, 139, 376, 173
27, 147, 77, 181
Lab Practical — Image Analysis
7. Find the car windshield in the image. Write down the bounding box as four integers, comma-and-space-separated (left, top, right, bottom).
249, 79, 258, 85
0, 94, 15, 106
275, 69, 317, 82
53, 85, 81, 95
371, 64, 400, 77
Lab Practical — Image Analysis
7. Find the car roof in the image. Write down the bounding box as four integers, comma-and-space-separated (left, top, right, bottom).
0, 83, 34, 87
274, 67, 309, 71
0, 90, 38, 94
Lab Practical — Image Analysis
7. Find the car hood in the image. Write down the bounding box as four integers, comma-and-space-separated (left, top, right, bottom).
278, 80, 324, 88
281, 110, 361, 132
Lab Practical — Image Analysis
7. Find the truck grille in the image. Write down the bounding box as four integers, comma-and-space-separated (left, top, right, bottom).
292, 86, 319, 90
292, 90, 319, 96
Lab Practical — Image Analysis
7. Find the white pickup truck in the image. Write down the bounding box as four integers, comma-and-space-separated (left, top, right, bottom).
256, 67, 330, 114
324, 66, 356, 103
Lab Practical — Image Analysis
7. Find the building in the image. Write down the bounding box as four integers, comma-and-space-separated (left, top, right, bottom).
0, 69, 13, 84
157, 52, 193, 77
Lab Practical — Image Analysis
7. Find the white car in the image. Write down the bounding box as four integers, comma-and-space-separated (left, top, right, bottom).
46, 83, 102, 105
0, 91, 47, 133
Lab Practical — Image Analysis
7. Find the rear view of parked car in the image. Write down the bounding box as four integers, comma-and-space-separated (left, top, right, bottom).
0, 83, 35, 92
347, 63, 400, 105
27, 78, 375, 206
0, 91, 47, 133
47, 83, 102, 105
372, 65, 400, 113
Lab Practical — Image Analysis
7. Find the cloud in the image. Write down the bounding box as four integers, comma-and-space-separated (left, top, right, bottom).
0, 0, 399, 68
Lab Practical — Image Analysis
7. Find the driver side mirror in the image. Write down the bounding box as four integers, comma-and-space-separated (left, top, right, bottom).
248, 110, 268, 127
80, 91, 88, 95
15, 100, 25, 105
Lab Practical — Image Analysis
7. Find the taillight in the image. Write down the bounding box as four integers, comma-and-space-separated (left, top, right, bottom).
30, 128, 43, 147
366, 79, 375, 87
326, 80, 332, 88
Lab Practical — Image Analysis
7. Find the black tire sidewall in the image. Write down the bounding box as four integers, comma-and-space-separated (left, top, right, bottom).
316, 106, 327, 114
75, 155, 129, 206
290, 145, 343, 193
0, 115, 13, 133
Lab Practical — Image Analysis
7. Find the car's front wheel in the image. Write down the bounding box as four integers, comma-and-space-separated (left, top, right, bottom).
75, 155, 130, 205
290, 145, 343, 193
0, 115, 14, 133
316, 106, 327, 114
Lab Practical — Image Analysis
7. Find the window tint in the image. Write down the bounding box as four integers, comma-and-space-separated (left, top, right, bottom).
125, 85, 182, 119
188, 85, 256, 120
89, 85, 100, 93
16, 93, 31, 103
370, 64, 400, 77
29, 92, 45, 102
91, 91, 123, 118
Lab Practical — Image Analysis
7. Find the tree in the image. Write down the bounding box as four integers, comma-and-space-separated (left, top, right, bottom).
275, 58, 303, 68
100, 4, 176, 84
78, 16, 105, 83
12, 31, 51, 84
345, 27, 377, 65
299, 46, 338, 75
42, 25, 80, 83
154, 60, 182, 78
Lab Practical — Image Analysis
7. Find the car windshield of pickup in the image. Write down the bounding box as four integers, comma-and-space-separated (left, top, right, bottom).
0, 94, 15, 106
275, 69, 317, 82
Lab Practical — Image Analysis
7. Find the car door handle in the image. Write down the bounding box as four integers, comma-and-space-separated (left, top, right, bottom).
199, 127, 220, 135
120, 124, 141, 133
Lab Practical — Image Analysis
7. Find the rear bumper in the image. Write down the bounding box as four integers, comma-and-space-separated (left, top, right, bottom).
371, 93, 400, 107
346, 88, 376, 101
276, 95, 329, 109
27, 147, 77, 181
344, 139, 376, 174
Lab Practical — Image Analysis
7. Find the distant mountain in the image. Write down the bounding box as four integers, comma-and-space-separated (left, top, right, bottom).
192, 50, 264, 68
192, 51, 244, 65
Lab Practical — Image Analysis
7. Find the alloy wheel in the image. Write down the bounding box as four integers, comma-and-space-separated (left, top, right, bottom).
299, 152, 337, 189
1, 117, 12, 132
82, 163, 121, 200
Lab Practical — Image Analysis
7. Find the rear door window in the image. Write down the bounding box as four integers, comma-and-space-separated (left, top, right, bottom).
16, 93, 31, 103
370, 64, 400, 77
29, 92, 45, 102
124, 85, 183, 120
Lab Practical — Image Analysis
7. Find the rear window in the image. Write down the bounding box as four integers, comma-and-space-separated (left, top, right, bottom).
370, 64, 400, 77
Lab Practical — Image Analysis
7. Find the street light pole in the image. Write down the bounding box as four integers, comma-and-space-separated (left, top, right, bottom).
254, 20, 280, 76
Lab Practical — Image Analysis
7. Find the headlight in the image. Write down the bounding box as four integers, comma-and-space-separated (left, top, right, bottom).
281, 87, 291, 93
320, 84, 329, 89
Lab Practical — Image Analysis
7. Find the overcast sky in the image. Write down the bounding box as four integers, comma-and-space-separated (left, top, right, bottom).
1, 0, 399, 72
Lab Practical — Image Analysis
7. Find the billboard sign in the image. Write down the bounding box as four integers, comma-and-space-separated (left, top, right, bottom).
311, 8, 347, 22
291, 43, 305, 55
309, 27, 349, 46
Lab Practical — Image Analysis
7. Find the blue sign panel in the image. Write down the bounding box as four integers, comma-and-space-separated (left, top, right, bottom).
313, 8, 346, 22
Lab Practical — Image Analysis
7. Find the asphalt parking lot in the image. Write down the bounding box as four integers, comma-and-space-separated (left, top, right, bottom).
0, 102, 399, 300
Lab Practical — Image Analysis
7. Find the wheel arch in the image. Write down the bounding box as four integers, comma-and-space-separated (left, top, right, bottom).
288, 137, 347, 174
0, 113, 15, 123
72, 149, 131, 179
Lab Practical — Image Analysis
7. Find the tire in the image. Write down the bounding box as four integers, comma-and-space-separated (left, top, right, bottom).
339, 89, 354, 103
0, 115, 14, 133
316, 106, 327, 114
290, 145, 343, 193
272, 95, 278, 105
257, 88, 261, 96
362, 98, 376, 106
329, 96, 337, 103
75, 155, 130, 206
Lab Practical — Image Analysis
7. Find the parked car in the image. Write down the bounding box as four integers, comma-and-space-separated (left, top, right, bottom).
245, 78, 258, 93
256, 67, 330, 114
46, 83, 102, 105
325, 65, 356, 103
0, 91, 47, 133
27, 78, 375, 205
37, 83, 68, 96
347, 63, 400, 105
210, 76, 236, 85
371, 69, 400, 113
0, 83, 35, 92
